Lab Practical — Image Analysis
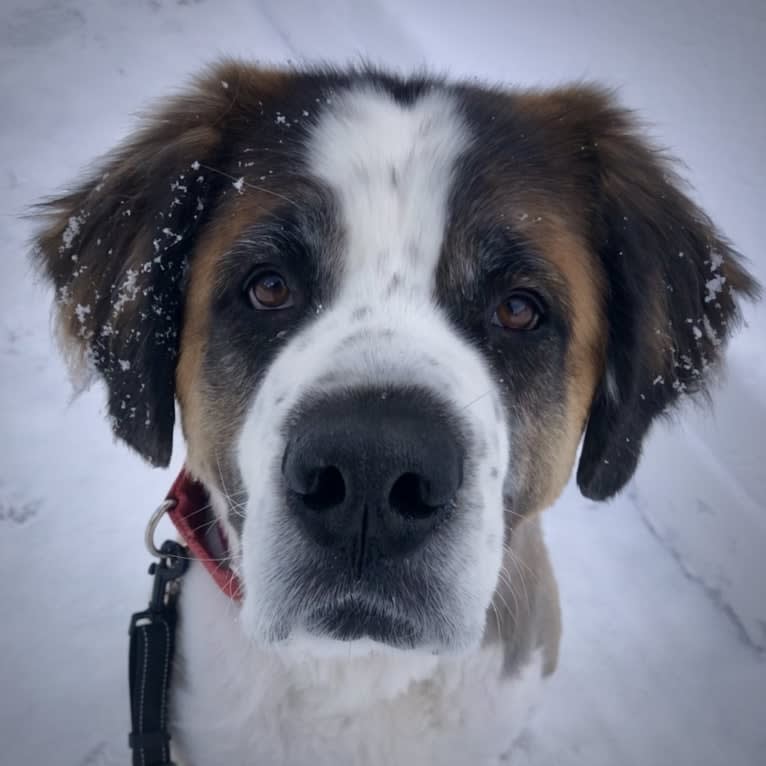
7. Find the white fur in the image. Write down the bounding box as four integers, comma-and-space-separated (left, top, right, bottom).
237, 86, 509, 649
171, 561, 545, 766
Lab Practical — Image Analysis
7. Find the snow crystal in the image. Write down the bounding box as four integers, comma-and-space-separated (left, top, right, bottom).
57, 285, 72, 306
190, 160, 200, 170
275, 114, 287, 125
692, 325, 703, 341
74, 304, 91, 325
709, 250, 724, 272
705, 275, 726, 303
232, 177, 245, 193
112, 268, 139, 314
653, 375, 664, 385
118, 360, 130, 372
221, 80, 229, 89
702, 315, 721, 346
60, 214, 85, 252
161, 227, 183, 245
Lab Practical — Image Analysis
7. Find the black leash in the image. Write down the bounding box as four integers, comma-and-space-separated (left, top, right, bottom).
128, 539, 189, 766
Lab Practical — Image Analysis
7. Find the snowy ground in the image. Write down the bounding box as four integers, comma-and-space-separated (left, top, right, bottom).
1, 1, 764, 764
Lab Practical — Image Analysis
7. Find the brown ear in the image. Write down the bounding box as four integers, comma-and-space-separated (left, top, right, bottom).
32, 61, 273, 466
550, 88, 761, 500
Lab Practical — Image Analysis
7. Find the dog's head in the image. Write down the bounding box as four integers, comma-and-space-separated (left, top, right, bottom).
34, 62, 758, 653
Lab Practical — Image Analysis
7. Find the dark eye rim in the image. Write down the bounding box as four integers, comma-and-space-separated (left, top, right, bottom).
243, 266, 295, 311
490, 289, 547, 331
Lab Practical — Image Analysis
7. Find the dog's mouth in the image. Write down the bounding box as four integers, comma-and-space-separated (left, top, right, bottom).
305, 600, 422, 648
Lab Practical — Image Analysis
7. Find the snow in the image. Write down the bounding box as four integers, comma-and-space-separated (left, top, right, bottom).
1, 1, 764, 765
61, 214, 85, 252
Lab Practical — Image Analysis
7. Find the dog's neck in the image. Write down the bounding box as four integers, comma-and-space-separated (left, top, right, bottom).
169, 556, 548, 766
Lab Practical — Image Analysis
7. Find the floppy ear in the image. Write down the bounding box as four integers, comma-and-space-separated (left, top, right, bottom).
32, 63, 250, 466
568, 89, 760, 500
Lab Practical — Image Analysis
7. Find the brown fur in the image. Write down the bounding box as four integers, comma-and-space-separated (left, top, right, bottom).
517, 217, 607, 512
177, 191, 284, 488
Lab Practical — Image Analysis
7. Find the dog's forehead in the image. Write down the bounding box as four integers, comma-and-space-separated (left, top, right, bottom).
305, 86, 471, 297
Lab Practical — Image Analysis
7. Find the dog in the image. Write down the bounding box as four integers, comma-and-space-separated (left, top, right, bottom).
33, 61, 758, 765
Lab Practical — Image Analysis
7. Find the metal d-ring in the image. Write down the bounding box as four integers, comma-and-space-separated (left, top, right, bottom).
144, 499, 177, 558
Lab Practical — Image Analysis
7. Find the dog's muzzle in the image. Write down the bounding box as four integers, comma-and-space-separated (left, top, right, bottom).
282, 387, 465, 577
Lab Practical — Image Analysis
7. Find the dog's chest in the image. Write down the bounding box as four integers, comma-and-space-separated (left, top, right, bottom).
170, 563, 544, 766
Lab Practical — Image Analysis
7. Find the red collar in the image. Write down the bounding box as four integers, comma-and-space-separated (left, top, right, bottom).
165, 469, 243, 601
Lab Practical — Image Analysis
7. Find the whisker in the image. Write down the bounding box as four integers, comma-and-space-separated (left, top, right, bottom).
490, 601, 503, 637
214, 450, 250, 520
502, 541, 539, 583
163, 550, 239, 564
503, 549, 533, 613
495, 565, 520, 621
200, 163, 298, 207
461, 389, 492, 412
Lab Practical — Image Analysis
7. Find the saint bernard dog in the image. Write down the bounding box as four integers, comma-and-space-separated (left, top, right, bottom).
33, 61, 758, 765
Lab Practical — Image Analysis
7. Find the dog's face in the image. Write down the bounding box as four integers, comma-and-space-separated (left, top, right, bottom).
34, 63, 757, 653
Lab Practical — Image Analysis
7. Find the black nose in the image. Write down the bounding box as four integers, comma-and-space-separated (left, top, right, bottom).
282, 388, 464, 575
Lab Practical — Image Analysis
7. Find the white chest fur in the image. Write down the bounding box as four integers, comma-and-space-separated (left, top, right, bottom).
171, 562, 545, 766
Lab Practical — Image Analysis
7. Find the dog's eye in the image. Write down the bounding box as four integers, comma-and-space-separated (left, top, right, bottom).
246, 270, 293, 310
492, 291, 543, 331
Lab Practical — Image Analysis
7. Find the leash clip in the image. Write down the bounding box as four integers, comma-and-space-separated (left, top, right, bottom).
141, 499, 189, 612
147, 540, 189, 613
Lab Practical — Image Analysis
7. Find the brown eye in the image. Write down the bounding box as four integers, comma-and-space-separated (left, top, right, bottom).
492, 292, 543, 331
247, 270, 293, 310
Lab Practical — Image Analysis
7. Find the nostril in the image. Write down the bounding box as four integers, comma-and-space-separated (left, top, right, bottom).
302, 466, 346, 512
389, 472, 440, 519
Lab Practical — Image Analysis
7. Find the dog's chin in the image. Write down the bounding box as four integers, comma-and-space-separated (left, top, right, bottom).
304, 604, 424, 651
274, 630, 428, 660
266, 606, 427, 659
256, 606, 486, 661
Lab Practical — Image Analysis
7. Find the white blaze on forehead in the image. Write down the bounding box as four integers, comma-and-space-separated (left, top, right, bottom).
307, 87, 470, 295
